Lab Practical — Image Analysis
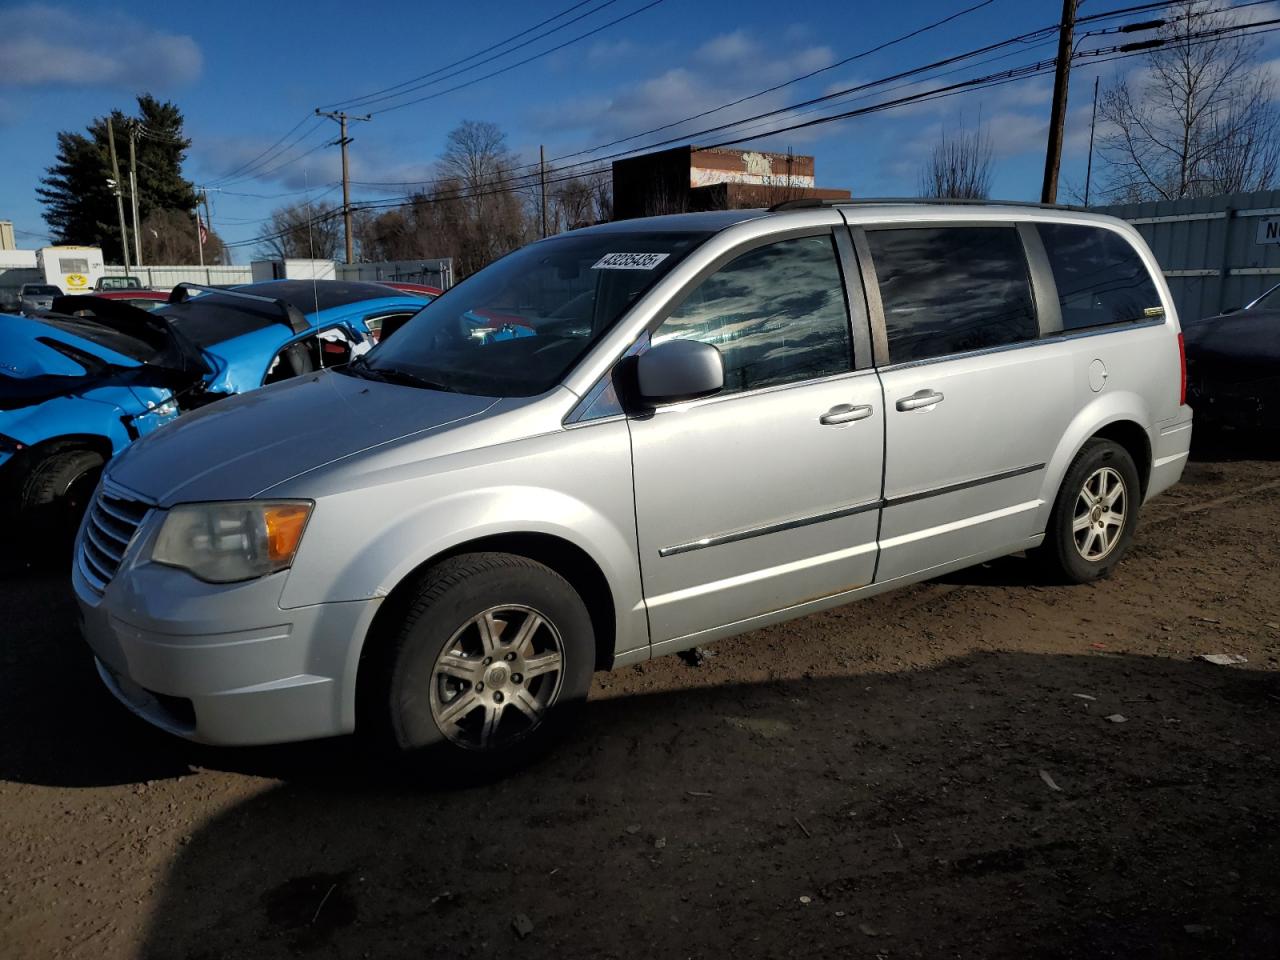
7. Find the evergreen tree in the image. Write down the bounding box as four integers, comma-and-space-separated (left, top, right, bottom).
37, 94, 199, 262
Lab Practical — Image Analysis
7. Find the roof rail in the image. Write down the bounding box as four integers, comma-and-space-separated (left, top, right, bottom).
768, 197, 1088, 213
168, 283, 308, 334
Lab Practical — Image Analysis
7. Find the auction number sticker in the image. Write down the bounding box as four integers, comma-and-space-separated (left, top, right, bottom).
592, 252, 669, 270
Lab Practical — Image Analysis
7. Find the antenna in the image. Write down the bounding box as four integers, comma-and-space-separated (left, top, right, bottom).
304, 167, 323, 369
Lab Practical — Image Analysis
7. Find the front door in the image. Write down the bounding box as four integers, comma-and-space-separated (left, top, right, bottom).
628, 232, 884, 645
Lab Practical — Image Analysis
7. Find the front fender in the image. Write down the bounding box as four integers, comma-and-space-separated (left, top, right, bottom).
0, 394, 133, 454
1035, 389, 1154, 530
277, 420, 646, 658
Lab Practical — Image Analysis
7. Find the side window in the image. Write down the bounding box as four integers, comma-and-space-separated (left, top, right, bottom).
1038, 224, 1163, 330
652, 234, 852, 394
264, 327, 356, 384
364, 311, 416, 343
867, 226, 1038, 363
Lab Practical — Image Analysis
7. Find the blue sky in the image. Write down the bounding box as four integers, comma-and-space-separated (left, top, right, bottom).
2, 0, 1277, 262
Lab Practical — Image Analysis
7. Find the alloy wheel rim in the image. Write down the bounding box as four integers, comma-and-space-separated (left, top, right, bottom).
428, 604, 564, 751
1073, 466, 1127, 562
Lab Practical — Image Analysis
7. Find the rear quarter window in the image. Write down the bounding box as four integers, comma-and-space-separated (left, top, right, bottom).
1038, 224, 1164, 331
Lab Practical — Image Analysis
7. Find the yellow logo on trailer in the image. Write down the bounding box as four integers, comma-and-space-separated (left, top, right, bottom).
65, 274, 88, 289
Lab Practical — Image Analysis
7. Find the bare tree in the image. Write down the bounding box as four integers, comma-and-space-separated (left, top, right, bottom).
256, 200, 342, 260
1097, 0, 1280, 201
140, 208, 226, 264
547, 170, 613, 232
918, 125, 994, 199
436, 121, 533, 275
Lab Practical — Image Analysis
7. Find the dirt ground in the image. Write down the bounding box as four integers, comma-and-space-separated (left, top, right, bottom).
2, 437, 1279, 960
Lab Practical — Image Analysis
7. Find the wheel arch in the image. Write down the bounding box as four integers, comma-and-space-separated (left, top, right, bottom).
356, 531, 621, 707
1038, 394, 1156, 531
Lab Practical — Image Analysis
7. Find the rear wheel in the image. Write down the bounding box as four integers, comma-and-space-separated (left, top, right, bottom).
16, 448, 104, 568
1034, 438, 1141, 584
361, 552, 595, 776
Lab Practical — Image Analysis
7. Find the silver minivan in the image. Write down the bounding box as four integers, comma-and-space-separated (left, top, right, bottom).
74, 201, 1193, 769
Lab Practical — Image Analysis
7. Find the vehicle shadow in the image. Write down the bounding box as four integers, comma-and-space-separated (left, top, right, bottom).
4, 575, 1280, 956
1189, 425, 1280, 463
127, 651, 1279, 960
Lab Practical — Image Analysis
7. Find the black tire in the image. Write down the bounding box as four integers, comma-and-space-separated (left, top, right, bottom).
16, 448, 104, 569
1033, 438, 1142, 584
359, 552, 595, 777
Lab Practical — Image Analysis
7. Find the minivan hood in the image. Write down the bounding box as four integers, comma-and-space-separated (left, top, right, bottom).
107, 369, 499, 505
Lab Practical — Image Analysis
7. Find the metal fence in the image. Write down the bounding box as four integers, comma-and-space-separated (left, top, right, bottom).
337, 258, 454, 290
1095, 189, 1280, 322
103, 264, 253, 287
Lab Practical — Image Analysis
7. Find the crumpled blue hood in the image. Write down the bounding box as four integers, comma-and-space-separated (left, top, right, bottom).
0, 313, 139, 379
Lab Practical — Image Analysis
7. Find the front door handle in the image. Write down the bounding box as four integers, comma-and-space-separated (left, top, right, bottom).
819, 403, 874, 425
896, 390, 944, 412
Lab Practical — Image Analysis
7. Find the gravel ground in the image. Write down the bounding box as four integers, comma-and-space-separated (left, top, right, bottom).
2, 439, 1278, 960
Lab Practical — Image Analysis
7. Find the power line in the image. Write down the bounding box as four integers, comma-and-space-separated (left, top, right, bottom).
205, 114, 318, 186
348, 10, 1065, 194
537, 0, 1000, 169
367, 0, 669, 115
325, 0, 623, 112
224, 2, 1278, 248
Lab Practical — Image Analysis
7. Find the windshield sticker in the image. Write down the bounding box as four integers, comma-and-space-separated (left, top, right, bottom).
592, 252, 669, 270
1143, 306, 1165, 317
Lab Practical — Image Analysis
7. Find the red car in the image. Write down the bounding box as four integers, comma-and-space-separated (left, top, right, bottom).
379, 281, 442, 298
88, 289, 171, 312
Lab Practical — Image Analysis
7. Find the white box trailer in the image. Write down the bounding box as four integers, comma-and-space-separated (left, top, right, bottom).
37, 246, 105, 293
250, 259, 337, 282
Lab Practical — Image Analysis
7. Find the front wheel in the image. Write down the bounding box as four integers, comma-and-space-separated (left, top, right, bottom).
1033, 438, 1142, 584
16, 448, 104, 568
360, 552, 595, 775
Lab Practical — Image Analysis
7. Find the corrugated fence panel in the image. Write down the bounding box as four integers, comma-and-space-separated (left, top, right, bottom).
103, 264, 253, 287
1095, 189, 1280, 322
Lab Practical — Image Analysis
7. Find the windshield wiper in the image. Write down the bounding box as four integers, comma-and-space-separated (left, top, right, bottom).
345, 355, 456, 392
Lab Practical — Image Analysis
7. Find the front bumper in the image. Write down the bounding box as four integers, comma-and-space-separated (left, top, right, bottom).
73, 513, 381, 746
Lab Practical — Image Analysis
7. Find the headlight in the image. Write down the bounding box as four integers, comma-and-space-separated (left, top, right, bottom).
152, 500, 313, 583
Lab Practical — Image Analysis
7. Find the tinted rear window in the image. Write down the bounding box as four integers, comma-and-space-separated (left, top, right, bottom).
867, 226, 1038, 363
1038, 224, 1163, 330
24, 286, 60, 296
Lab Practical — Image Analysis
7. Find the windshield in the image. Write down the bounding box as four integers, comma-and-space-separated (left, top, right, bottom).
350, 231, 710, 397
24, 286, 60, 296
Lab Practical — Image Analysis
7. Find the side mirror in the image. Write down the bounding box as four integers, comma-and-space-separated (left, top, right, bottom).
636, 339, 724, 405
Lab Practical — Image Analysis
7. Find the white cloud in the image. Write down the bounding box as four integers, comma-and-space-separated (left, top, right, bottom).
0, 4, 202, 90
697, 30, 758, 65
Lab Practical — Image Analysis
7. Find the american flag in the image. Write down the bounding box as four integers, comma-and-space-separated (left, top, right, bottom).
197, 215, 208, 245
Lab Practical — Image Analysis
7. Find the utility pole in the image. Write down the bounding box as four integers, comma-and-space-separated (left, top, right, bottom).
540, 145, 548, 238
106, 116, 132, 273
1040, 0, 1078, 204
315, 109, 370, 263
128, 122, 143, 266
1084, 75, 1100, 206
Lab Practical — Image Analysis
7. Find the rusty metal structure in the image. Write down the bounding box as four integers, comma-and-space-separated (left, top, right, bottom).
612, 146, 851, 220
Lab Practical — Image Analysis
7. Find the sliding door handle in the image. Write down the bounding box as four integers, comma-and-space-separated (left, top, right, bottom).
820, 403, 874, 425
896, 390, 944, 412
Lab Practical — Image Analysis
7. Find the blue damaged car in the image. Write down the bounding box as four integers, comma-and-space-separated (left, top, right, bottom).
0, 280, 426, 559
